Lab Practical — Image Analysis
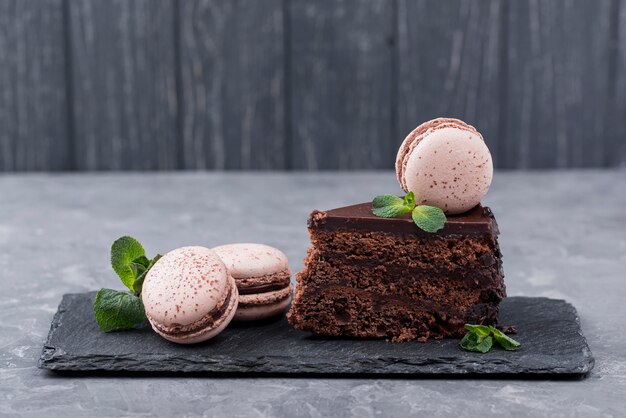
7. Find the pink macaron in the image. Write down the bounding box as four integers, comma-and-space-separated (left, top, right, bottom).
395, 117, 493, 214
212, 243, 292, 321
141, 246, 238, 344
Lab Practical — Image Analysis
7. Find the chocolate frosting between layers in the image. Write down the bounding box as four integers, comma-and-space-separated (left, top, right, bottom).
237, 277, 292, 295
308, 202, 498, 237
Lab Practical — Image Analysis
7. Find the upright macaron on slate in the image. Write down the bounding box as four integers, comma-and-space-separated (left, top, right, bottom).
142, 246, 238, 344
395, 117, 493, 214
212, 243, 292, 321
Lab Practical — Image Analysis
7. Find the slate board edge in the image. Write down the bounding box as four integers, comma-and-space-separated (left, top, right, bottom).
39, 292, 69, 368
38, 293, 595, 377
560, 298, 595, 375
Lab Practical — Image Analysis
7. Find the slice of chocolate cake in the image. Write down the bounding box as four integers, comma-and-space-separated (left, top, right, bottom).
287, 202, 505, 342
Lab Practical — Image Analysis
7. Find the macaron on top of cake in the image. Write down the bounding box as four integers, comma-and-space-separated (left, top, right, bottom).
142, 246, 238, 344
212, 243, 292, 321
395, 117, 493, 214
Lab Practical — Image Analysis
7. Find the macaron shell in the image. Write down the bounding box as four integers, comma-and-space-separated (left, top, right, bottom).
142, 246, 229, 327
395, 118, 476, 189
150, 278, 239, 344
404, 127, 493, 214
235, 292, 292, 321
212, 243, 289, 279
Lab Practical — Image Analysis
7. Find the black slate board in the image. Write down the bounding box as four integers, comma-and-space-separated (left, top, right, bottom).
39, 292, 594, 377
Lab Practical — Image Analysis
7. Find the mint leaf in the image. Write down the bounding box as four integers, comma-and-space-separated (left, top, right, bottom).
132, 255, 151, 268
464, 324, 491, 338
373, 204, 413, 218
372, 194, 415, 218
93, 289, 145, 332
373, 194, 404, 208
132, 254, 162, 293
490, 326, 521, 351
371, 192, 446, 233
475, 335, 493, 353
128, 261, 147, 291
460, 324, 521, 353
403, 191, 415, 207
460, 332, 493, 353
111, 236, 146, 293
411, 205, 446, 233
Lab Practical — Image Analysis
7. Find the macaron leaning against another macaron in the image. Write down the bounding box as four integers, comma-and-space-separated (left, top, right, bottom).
395, 117, 493, 215
212, 243, 292, 321
141, 246, 238, 344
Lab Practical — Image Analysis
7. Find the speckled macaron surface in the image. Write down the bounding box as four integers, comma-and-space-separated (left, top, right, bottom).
212, 243, 289, 279
212, 243, 292, 321
142, 246, 238, 344
395, 117, 493, 214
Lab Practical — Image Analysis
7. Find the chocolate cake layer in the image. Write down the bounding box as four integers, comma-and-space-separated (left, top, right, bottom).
301, 250, 503, 282
290, 286, 500, 342
288, 202, 506, 342
309, 230, 500, 270
298, 256, 505, 307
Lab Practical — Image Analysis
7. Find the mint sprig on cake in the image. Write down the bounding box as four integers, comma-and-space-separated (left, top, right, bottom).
372, 191, 446, 233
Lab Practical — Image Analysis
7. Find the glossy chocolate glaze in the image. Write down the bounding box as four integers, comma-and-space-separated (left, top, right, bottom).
308, 202, 498, 237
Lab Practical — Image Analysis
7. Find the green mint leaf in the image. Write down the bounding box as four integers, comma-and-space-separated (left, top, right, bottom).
459, 332, 493, 353
475, 335, 493, 353
111, 236, 146, 292
403, 191, 415, 207
133, 255, 151, 268
128, 262, 147, 285
411, 205, 446, 233
93, 289, 145, 332
373, 204, 413, 218
490, 326, 521, 351
132, 254, 163, 294
372, 194, 415, 218
464, 324, 491, 338
373, 194, 404, 208
460, 324, 521, 353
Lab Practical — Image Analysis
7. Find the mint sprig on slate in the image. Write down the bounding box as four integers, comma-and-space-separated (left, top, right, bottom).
460, 324, 521, 353
371, 192, 446, 233
489, 326, 521, 351
93, 236, 162, 332
94, 289, 146, 332
111, 236, 148, 293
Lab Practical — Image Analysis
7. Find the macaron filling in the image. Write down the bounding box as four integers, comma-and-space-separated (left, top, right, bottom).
237, 275, 291, 295
239, 285, 293, 307
235, 268, 291, 289
147, 278, 236, 338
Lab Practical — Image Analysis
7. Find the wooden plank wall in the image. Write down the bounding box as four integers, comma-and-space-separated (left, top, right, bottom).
179, 0, 285, 170
69, 0, 178, 170
0, 0, 68, 171
0, 0, 624, 171
290, 0, 394, 170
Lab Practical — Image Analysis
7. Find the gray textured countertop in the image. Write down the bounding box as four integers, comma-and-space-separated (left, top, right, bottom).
1, 171, 625, 417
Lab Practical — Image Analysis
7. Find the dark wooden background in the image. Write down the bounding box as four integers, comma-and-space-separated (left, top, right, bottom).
0, 0, 625, 171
